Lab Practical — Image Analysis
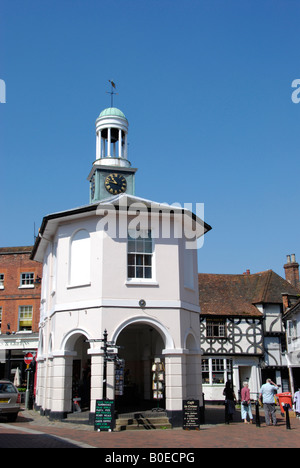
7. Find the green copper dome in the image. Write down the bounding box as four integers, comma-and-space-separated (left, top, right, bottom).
98, 107, 127, 121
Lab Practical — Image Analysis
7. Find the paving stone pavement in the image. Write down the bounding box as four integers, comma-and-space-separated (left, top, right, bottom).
0, 405, 299, 449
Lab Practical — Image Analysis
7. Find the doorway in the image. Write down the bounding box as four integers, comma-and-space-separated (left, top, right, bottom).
69, 334, 90, 412
115, 323, 165, 412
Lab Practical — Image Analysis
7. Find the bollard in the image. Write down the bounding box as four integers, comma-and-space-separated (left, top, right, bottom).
284, 404, 291, 430
255, 400, 261, 427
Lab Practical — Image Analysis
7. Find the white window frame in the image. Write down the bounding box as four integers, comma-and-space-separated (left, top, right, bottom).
202, 357, 232, 386
0, 274, 4, 289
206, 319, 227, 338
127, 229, 155, 283
19, 272, 35, 289
18, 305, 33, 332
287, 319, 297, 343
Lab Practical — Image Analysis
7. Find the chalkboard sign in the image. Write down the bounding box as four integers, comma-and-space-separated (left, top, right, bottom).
94, 399, 115, 432
183, 399, 200, 430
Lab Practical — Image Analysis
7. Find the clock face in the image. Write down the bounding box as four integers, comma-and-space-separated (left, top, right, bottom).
105, 173, 127, 195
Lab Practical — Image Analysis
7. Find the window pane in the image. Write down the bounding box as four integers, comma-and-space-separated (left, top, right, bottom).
202, 359, 209, 371
144, 241, 153, 253
128, 240, 135, 253
212, 373, 225, 384
136, 254, 143, 266
128, 254, 135, 266
128, 266, 135, 278
202, 373, 210, 384
144, 267, 152, 278
136, 240, 144, 252
136, 267, 143, 278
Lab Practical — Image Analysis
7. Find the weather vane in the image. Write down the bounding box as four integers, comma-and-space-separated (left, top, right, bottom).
107, 80, 118, 107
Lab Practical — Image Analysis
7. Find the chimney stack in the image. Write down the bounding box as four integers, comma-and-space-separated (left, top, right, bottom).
284, 254, 300, 290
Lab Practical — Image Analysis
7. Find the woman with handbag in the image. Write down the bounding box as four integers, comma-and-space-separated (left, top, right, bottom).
241, 381, 253, 424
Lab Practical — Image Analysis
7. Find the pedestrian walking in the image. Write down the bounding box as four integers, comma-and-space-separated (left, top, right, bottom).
223, 381, 237, 421
240, 381, 253, 424
259, 378, 278, 426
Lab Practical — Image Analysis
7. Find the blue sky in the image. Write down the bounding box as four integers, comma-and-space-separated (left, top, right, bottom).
1, 0, 300, 277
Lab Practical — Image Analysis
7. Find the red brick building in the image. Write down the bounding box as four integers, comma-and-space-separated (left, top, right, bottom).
0, 246, 42, 382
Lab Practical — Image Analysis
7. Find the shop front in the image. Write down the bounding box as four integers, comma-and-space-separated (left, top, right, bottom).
0, 333, 38, 395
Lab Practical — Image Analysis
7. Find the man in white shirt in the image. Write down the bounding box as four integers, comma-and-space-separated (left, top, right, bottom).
259, 379, 279, 426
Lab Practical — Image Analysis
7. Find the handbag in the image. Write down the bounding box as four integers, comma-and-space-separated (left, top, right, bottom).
242, 400, 248, 407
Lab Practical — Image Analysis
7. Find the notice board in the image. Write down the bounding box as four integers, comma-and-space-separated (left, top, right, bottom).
94, 399, 115, 432
183, 400, 200, 430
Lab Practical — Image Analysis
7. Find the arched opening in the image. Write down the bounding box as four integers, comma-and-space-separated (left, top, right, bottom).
115, 323, 165, 413
64, 332, 91, 413
186, 333, 199, 399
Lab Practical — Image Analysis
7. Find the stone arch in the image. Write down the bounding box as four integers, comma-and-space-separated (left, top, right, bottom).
111, 317, 174, 411
61, 328, 91, 353
184, 329, 201, 354
61, 329, 92, 412
111, 316, 174, 350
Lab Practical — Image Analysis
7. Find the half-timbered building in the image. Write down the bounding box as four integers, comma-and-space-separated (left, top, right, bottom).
199, 269, 299, 402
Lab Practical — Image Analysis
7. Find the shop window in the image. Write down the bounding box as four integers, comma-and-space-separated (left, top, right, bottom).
201, 358, 210, 384
212, 359, 225, 384
202, 358, 233, 385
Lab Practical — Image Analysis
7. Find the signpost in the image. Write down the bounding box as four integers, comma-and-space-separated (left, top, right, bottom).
183, 399, 200, 430
94, 399, 115, 432
86, 330, 123, 432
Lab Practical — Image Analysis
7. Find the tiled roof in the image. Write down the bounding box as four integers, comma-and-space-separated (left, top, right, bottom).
0, 246, 33, 254
198, 270, 300, 317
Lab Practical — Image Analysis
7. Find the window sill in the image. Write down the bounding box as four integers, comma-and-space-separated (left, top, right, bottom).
66, 282, 91, 289
125, 280, 159, 287
18, 285, 35, 289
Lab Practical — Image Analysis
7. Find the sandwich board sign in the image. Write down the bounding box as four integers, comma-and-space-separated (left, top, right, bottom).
94, 399, 115, 432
